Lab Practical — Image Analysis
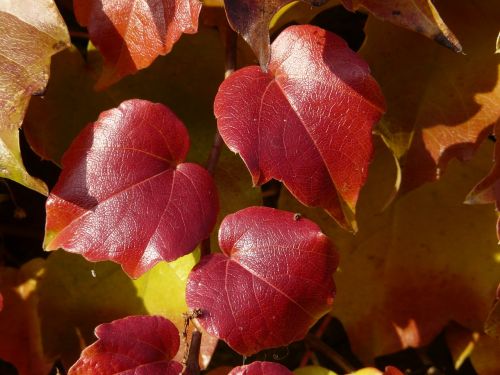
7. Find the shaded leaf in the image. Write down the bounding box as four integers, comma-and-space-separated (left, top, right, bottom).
0, 0, 69, 194
294, 366, 337, 375
470, 334, 500, 375
74, 0, 201, 88
68, 315, 183, 374
44, 99, 219, 278
215, 25, 385, 228
484, 284, 500, 340
36, 249, 216, 370
228, 361, 292, 374
186, 206, 338, 356
279, 139, 500, 361
223, 0, 327, 68
363, 0, 500, 192
0, 260, 52, 375
341, 0, 461, 52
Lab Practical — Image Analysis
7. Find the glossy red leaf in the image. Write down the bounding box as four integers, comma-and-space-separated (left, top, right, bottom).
228, 361, 292, 374
186, 206, 338, 356
74, 0, 201, 88
68, 315, 182, 374
44, 99, 218, 278
214, 25, 385, 228
223, 0, 327, 68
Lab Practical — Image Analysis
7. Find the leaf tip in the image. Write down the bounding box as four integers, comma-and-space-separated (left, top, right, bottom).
434, 31, 463, 54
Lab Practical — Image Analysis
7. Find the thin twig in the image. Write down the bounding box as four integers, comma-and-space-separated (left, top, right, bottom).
200, 25, 238, 258
305, 333, 355, 373
300, 315, 333, 366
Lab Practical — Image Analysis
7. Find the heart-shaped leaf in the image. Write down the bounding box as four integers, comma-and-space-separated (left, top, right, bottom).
229, 361, 292, 374
44, 99, 219, 278
215, 25, 385, 228
68, 315, 182, 374
0, 0, 69, 194
186, 206, 338, 356
74, 0, 201, 88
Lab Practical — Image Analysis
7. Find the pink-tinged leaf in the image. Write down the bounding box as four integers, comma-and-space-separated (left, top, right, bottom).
228, 361, 292, 374
44, 99, 218, 278
214, 25, 385, 228
186, 206, 338, 356
223, 0, 327, 68
73, 0, 201, 88
68, 315, 182, 375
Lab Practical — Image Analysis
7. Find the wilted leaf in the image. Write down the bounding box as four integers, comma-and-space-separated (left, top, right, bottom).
186, 206, 338, 356
0, 0, 69, 194
68, 315, 183, 374
280, 139, 500, 361
44, 99, 219, 278
0, 260, 52, 375
223, 0, 327, 68
228, 361, 292, 374
215, 25, 385, 228
341, 0, 461, 52
364, 0, 500, 192
74, 0, 201, 88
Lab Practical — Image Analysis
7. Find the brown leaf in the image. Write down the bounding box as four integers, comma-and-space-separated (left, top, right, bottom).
341, 0, 461, 52
362, 0, 500, 193
0, 0, 69, 194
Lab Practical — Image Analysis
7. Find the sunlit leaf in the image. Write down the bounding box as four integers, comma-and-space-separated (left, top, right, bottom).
0, 0, 69, 194
215, 25, 385, 229
44, 99, 219, 278
73, 0, 201, 89
186, 206, 338, 356
68, 316, 182, 374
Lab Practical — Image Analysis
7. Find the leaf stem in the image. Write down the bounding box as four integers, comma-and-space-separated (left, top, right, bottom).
200, 25, 238, 257
183, 329, 202, 375
304, 333, 355, 373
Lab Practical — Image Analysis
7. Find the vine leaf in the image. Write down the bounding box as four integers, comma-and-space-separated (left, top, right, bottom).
44, 99, 219, 278
68, 316, 183, 374
484, 284, 500, 339
73, 0, 201, 88
215, 25, 385, 229
186, 206, 338, 356
229, 361, 293, 374
363, 0, 500, 193
341, 0, 462, 53
0, 0, 69, 194
223, 0, 327, 68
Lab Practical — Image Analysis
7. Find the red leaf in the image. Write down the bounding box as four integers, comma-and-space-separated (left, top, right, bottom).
74, 0, 201, 88
44, 99, 218, 278
228, 361, 292, 374
68, 315, 182, 374
186, 206, 338, 356
214, 25, 385, 228
223, 0, 327, 68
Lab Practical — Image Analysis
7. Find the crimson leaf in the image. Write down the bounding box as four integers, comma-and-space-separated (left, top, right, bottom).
214, 25, 385, 228
186, 206, 338, 356
74, 0, 201, 88
68, 315, 182, 374
44, 99, 218, 278
228, 361, 293, 374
